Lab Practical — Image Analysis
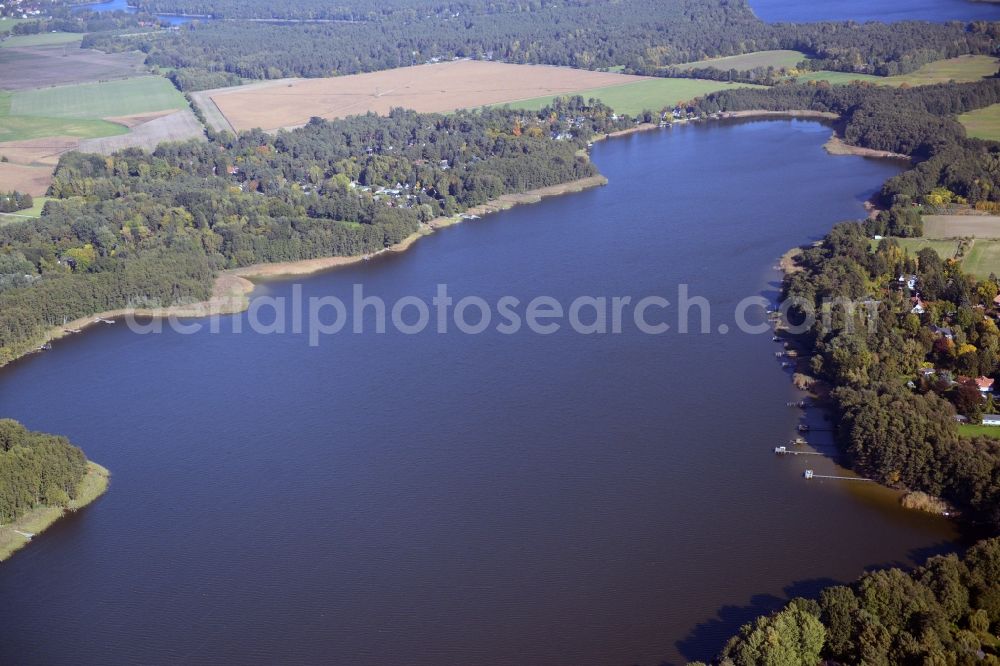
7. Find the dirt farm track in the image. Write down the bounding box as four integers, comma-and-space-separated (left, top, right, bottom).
205, 60, 650, 132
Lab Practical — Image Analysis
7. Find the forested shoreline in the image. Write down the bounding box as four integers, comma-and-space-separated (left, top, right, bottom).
0, 100, 625, 366
686, 73, 1000, 664
697, 538, 1000, 665
692, 79, 1000, 199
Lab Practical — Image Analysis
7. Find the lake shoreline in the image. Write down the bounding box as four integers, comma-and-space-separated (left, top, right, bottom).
0, 461, 109, 562
7, 113, 902, 368
9, 174, 608, 367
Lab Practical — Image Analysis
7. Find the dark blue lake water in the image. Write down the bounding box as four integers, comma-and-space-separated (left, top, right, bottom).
749, 0, 1000, 22
0, 120, 960, 665
72, 0, 207, 25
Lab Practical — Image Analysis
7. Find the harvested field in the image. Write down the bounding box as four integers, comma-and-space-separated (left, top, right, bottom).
923, 214, 1000, 239
0, 136, 79, 165
188, 87, 240, 134
0, 43, 146, 90
0, 162, 56, 195
79, 108, 205, 154
208, 61, 650, 132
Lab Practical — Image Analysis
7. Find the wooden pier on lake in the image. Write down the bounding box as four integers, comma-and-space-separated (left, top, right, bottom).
803, 470, 873, 482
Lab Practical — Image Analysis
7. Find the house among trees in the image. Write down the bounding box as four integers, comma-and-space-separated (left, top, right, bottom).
981, 414, 1000, 426
930, 325, 955, 340
976, 376, 995, 395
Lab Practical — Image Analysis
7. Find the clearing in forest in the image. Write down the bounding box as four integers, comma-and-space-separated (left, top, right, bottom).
958, 103, 1000, 141
673, 50, 807, 72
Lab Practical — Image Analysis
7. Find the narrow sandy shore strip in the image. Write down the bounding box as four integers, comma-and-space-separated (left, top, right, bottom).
13, 174, 608, 364
823, 134, 911, 160
722, 110, 839, 120
0, 461, 109, 562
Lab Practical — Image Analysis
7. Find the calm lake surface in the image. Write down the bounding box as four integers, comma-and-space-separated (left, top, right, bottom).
72, 0, 205, 25
748, 0, 1000, 22
0, 121, 961, 665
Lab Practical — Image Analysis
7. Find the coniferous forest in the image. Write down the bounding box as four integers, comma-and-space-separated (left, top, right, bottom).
0, 419, 88, 524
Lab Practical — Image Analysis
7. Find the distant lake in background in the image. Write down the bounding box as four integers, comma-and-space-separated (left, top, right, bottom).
748, 0, 1000, 22
0, 120, 961, 665
72, 0, 207, 25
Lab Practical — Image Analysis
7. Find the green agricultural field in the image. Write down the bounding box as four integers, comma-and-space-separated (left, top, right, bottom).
0, 18, 26, 35
11, 76, 187, 119
958, 424, 1000, 439
794, 71, 885, 85
959, 104, 1000, 141
961, 239, 1000, 279
674, 50, 807, 72
0, 115, 127, 141
795, 55, 998, 87
0, 32, 83, 48
891, 55, 999, 86
0, 90, 129, 142
496, 78, 763, 116
871, 237, 960, 259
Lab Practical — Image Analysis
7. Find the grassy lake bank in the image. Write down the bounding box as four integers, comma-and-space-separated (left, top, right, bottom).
0, 461, 109, 562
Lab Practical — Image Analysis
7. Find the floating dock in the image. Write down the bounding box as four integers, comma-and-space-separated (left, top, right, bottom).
774, 446, 823, 456
804, 470, 872, 482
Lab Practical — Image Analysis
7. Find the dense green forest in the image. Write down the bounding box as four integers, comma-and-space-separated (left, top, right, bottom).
0, 100, 625, 366
687, 81, 1000, 528
69, 0, 998, 90
698, 537, 1000, 665
0, 419, 88, 524
780, 221, 1000, 528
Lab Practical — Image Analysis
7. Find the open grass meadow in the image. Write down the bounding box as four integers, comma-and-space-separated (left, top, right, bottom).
794, 71, 886, 85
0, 18, 27, 35
674, 49, 807, 72
960, 239, 1000, 279
959, 423, 1000, 439
797, 55, 998, 87
0, 31, 83, 48
871, 237, 961, 259
11, 76, 187, 119
497, 78, 763, 116
0, 76, 190, 142
959, 103, 1000, 141
0, 90, 128, 141
890, 55, 999, 86
0, 196, 50, 224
